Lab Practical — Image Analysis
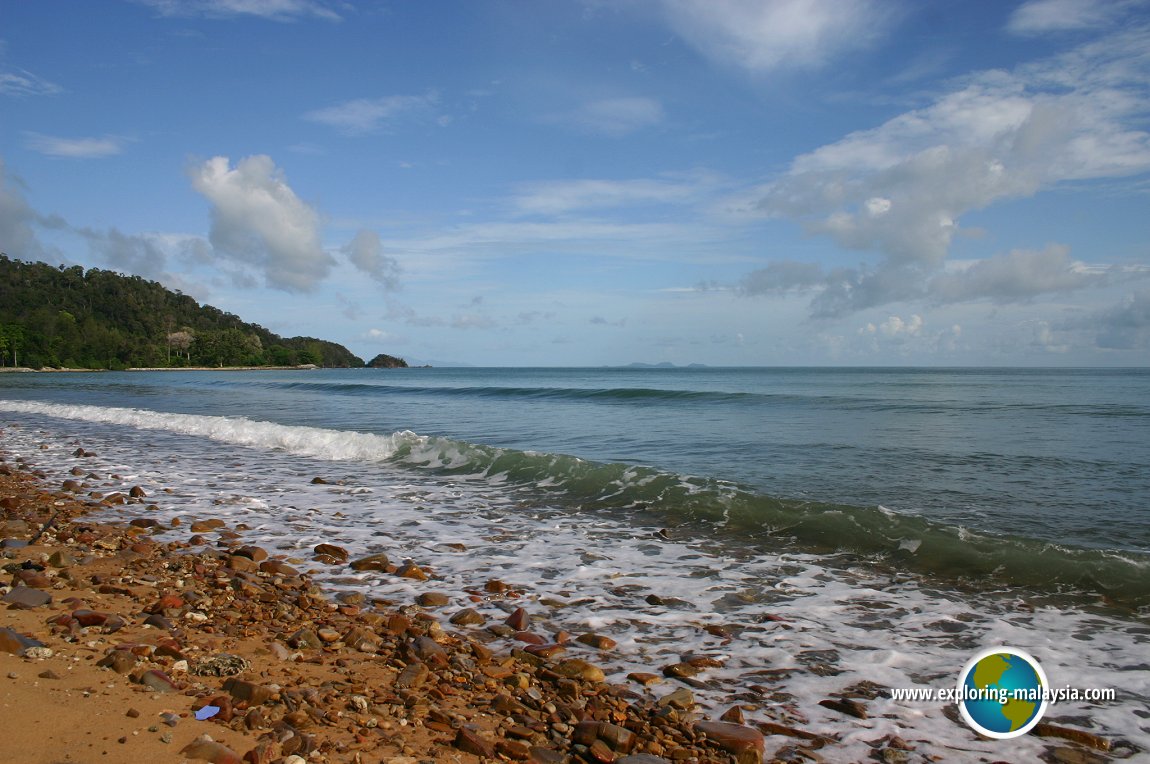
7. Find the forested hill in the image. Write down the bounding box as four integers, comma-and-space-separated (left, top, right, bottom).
0, 255, 364, 369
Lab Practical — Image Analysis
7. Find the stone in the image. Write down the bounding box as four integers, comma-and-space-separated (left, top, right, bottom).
343, 626, 379, 652
554, 659, 606, 682
2, 586, 52, 609
662, 662, 700, 679
234, 545, 269, 562
396, 561, 428, 580
720, 705, 745, 724
48, 550, 77, 568
657, 688, 695, 710
15, 569, 52, 589
227, 554, 260, 572
97, 649, 138, 674
288, 628, 323, 650
528, 747, 570, 763
139, 669, 180, 693
129, 485, 147, 498
395, 661, 429, 689
496, 739, 533, 760
506, 607, 530, 630
454, 728, 495, 758
694, 722, 764, 762
576, 633, 616, 650
412, 636, 448, 666
349, 553, 390, 571
0, 627, 45, 656
223, 678, 273, 705
179, 736, 243, 764
818, 697, 868, 719
449, 608, 486, 626
259, 560, 299, 577
313, 543, 349, 562
416, 592, 450, 607
617, 757, 672, 764
1033, 722, 1112, 751
190, 519, 226, 532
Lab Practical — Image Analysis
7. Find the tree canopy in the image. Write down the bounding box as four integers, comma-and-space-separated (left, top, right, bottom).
0, 255, 364, 369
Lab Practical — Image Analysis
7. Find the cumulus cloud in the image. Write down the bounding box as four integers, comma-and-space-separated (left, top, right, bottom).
741, 25, 1150, 316
303, 93, 439, 135
929, 244, 1103, 303
342, 229, 400, 290
0, 159, 51, 260
133, 0, 342, 21
659, 0, 894, 73
75, 227, 169, 279
0, 69, 62, 97
1082, 290, 1150, 349
189, 154, 334, 292
25, 133, 129, 159
557, 97, 664, 137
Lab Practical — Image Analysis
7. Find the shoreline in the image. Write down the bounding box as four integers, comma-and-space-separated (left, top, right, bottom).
0, 427, 1134, 763
0, 365, 324, 374
0, 445, 772, 763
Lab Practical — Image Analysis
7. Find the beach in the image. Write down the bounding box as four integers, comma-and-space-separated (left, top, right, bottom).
1, 450, 774, 763
1, 368, 1148, 763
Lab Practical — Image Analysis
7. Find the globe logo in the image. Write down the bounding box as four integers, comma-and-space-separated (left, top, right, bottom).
957, 647, 1049, 739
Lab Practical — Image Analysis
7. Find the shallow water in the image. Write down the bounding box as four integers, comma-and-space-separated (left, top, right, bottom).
1, 392, 1148, 761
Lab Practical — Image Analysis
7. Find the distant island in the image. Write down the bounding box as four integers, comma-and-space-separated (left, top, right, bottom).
0, 254, 381, 370
623, 362, 709, 369
366, 353, 408, 368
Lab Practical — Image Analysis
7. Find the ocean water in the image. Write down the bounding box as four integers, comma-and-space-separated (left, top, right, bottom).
1, 366, 1148, 759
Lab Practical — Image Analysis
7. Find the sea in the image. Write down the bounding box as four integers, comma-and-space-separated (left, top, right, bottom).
1, 366, 1148, 759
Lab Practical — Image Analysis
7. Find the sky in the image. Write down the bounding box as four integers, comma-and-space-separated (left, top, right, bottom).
2, 0, 1149, 367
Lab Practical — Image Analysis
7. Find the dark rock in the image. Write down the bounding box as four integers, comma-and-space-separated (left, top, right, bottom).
416, 592, 450, 607
529, 747, 570, 763
450, 608, 486, 626
576, 633, 616, 650
506, 607, 530, 630
412, 636, 449, 666
818, 697, 868, 719
0, 627, 45, 656
554, 659, 606, 682
695, 721, 765, 762
2, 586, 52, 609
288, 628, 323, 650
395, 661, 429, 689
97, 649, 138, 674
454, 728, 495, 758
258, 560, 299, 577
349, 553, 390, 571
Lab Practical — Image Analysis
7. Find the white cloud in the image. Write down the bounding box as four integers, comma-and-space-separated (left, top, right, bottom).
188, 154, 334, 292
1006, 0, 1141, 35
0, 159, 50, 260
659, 0, 893, 73
1080, 290, 1150, 349
0, 69, 61, 97
559, 97, 664, 137
303, 93, 439, 135
511, 177, 697, 216
342, 229, 400, 290
134, 0, 342, 21
929, 244, 1104, 303
25, 133, 129, 159
741, 25, 1150, 316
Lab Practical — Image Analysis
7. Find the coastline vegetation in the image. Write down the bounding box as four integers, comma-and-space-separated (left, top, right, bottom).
0, 254, 364, 370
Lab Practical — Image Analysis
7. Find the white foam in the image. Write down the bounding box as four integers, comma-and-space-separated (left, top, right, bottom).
3, 404, 1148, 761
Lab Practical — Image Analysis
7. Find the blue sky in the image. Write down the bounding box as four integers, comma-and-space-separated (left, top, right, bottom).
2, 0, 1149, 366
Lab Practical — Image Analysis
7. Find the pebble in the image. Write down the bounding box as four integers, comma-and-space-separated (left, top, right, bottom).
450, 608, 486, 626
349, 552, 390, 571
